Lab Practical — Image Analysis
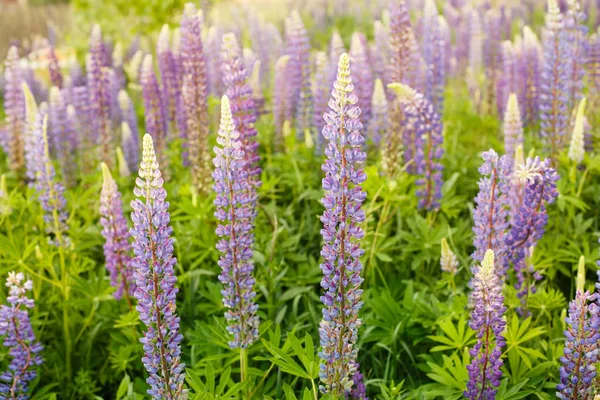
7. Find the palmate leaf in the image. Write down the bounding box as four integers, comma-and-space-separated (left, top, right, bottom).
425, 348, 469, 399
428, 315, 475, 352
186, 364, 246, 400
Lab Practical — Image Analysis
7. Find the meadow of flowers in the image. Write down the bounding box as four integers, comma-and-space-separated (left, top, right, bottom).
0, 0, 599, 398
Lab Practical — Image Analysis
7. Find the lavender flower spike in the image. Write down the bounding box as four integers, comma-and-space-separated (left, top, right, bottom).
212, 96, 259, 349
540, 0, 572, 157
503, 94, 524, 161
369, 79, 388, 147
118, 90, 140, 172
472, 150, 511, 278
568, 98, 587, 163
130, 134, 185, 399
440, 238, 458, 274
556, 258, 599, 399
100, 163, 135, 305
465, 250, 506, 400
141, 55, 169, 173
318, 53, 367, 397
4, 46, 26, 174
388, 83, 444, 210
0, 272, 43, 399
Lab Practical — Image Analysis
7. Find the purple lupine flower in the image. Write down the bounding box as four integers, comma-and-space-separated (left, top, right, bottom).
565, 0, 588, 110
389, 83, 444, 210
205, 26, 224, 97
130, 134, 186, 399
48, 87, 77, 184
248, 61, 265, 117
4, 46, 26, 173
422, 0, 446, 115
285, 11, 314, 141
273, 55, 291, 144
472, 150, 511, 277
111, 42, 126, 90
503, 94, 524, 161
520, 26, 542, 126
373, 21, 389, 84
87, 25, 113, 165
483, 9, 502, 114
540, 0, 572, 157
117, 90, 140, 172
467, 10, 484, 112
506, 157, 559, 301
30, 111, 69, 247
586, 33, 600, 102
557, 260, 599, 400
350, 33, 374, 124
465, 250, 507, 400
100, 163, 135, 306
212, 96, 260, 349
23, 84, 42, 182
313, 52, 330, 139
318, 53, 367, 397
326, 30, 346, 103
346, 363, 368, 400
180, 3, 210, 192
140, 55, 169, 172
47, 46, 63, 89
221, 34, 261, 195
68, 58, 86, 88
497, 41, 517, 118
70, 84, 95, 173
0, 272, 43, 399
157, 25, 180, 137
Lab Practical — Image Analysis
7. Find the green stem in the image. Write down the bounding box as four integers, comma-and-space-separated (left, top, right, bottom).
240, 348, 249, 399
311, 378, 319, 400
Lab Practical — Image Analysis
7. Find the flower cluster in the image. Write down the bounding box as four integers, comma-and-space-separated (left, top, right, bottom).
440, 238, 459, 274
503, 93, 524, 161
472, 150, 511, 277
465, 250, 506, 400
422, 0, 446, 115
349, 33, 373, 124
520, 26, 541, 127
118, 90, 140, 172
369, 79, 388, 147
389, 83, 444, 211
100, 163, 135, 304
273, 55, 291, 142
48, 87, 77, 184
540, 0, 572, 157
130, 134, 185, 399
141, 55, 169, 172
568, 98, 587, 163
212, 96, 259, 349
180, 2, 210, 192
318, 53, 367, 397
0, 272, 43, 400
4, 46, 26, 174
346, 363, 368, 400
221, 33, 261, 197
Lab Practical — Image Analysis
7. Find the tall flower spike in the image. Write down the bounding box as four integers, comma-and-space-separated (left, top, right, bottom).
465, 250, 507, 400
118, 90, 140, 172
141, 55, 169, 174
507, 157, 559, 303
497, 41, 517, 118
313, 51, 330, 139
4, 46, 26, 174
388, 83, 444, 210
48, 87, 77, 184
0, 272, 43, 399
88, 25, 113, 165
373, 20, 390, 84
521, 27, 542, 126
440, 238, 458, 274
422, 0, 446, 115
472, 150, 511, 278
248, 61, 265, 116
350, 33, 374, 124
540, 0, 572, 157
369, 79, 388, 147
565, 0, 588, 110
318, 53, 367, 397
273, 55, 291, 144
100, 163, 135, 305
483, 9, 502, 114
47, 46, 63, 89
23, 83, 40, 181
31, 111, 70, 247
157, 24, 181, 136
181, 2, 210, 192
221, 33, 261, 200
568, 98, 587, 163
503, 94, 524, 161
130, 134, 185, 399
557, 257, 599, 399
212, 96, 259, 349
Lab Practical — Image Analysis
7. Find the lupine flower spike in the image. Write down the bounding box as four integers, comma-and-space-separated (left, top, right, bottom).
568, 98, 587, 164
465, 250, 506, 400
472, 150, 511, 278
556, 257, 599, 399
4, 46, 26, 174
0, 272, 43, 399
388, 83, 444, 210
318, 53, 367, 397
369, 79, 388, 147
440, 238, 458, 274
503, 94, 524, 161
212, 96, 259, 350
540, 0, 572, 157
130, 134, 185, 399
100, 163, 135, 306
